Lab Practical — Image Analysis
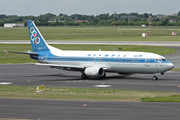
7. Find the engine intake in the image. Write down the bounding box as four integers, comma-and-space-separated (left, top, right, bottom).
85, 67, 104, 77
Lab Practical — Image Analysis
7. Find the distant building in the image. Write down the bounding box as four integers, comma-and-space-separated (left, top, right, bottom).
142, 24, 146, 27
169, 19, 177, 22
156, 15, 169, 20
4, 23, 24, 27
75, 20, 89, 23
169, 20, 173, 22
157, 13, 178, 20
47, 19, 57, 22
120, 15, 137, 19
171, 13, 178, 16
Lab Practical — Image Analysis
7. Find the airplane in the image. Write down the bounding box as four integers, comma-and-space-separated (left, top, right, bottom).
7, 20, 174, 80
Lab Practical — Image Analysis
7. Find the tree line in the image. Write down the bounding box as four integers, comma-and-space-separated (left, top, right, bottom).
0, 12, 180, 26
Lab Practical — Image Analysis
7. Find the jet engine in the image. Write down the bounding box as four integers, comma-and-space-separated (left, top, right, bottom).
84, 67, 104, 77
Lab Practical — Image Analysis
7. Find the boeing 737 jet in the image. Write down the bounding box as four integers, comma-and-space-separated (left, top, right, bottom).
7, 21, 174, 80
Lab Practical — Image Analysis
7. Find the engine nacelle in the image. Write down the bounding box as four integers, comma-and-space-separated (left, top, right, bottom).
85, 67, 104, 77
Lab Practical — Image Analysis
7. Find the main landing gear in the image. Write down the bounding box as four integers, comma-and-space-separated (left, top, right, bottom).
81, 73, 89, 79
100, 73, 106, 78
81, 73, 106, 79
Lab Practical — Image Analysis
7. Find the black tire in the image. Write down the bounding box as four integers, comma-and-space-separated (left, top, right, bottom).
103, 73, 106, 78
153, 76, 158, 81
81, 73, 88, 79
100, 73, 106, 78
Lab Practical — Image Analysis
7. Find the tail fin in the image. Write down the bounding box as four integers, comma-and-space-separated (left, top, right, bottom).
27, 21, 50, 52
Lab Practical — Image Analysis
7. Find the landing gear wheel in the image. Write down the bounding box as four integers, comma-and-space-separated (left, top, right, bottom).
100, 73, 106, 78
103, 73, 106, 78
81, 73, 88, 79
153, 76, 158, 81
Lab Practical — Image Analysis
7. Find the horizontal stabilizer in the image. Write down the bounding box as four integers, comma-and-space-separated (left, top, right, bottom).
4, 50, 38, 55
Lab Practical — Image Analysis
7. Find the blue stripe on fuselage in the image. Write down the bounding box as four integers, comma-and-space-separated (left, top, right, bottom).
30, 52, 171, 64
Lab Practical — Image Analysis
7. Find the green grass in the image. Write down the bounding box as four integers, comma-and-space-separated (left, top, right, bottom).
0, 44, 177, 64
0, 26, 180, 41
171, 69, 180, 71
141, 95, 180, 102
0, 85, 180, 102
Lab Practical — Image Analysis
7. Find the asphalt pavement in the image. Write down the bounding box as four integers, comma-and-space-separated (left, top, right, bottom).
0, 98, 180, 120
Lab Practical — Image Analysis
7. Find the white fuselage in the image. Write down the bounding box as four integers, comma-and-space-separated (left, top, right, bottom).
35, 49, 174, 74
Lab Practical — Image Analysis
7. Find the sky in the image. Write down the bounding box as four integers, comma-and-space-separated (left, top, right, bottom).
0, 0, 180, 16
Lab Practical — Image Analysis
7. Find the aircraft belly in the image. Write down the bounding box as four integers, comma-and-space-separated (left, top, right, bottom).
46, 61, 112, 71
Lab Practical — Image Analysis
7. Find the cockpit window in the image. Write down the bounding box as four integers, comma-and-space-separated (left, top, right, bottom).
162, 59, 166, 61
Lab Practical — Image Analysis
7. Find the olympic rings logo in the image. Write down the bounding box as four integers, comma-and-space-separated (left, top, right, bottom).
30, 27, 40, 44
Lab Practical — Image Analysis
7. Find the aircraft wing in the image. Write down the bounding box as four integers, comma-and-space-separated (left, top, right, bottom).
35, 63, 108, 71
35, 63, 85, 71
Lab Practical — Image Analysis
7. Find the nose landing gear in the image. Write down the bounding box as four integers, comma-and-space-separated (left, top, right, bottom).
153, 76, 158, 81
152, 73, 162, 81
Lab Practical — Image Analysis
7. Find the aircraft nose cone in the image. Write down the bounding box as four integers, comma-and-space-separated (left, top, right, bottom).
167, 63, 174, 70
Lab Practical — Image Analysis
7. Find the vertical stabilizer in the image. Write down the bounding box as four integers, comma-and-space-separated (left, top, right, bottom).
27, 21, 50, 52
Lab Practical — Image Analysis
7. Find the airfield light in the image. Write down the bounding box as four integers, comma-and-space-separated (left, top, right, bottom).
6, 49, 8, 55
83, 103, 87, 107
